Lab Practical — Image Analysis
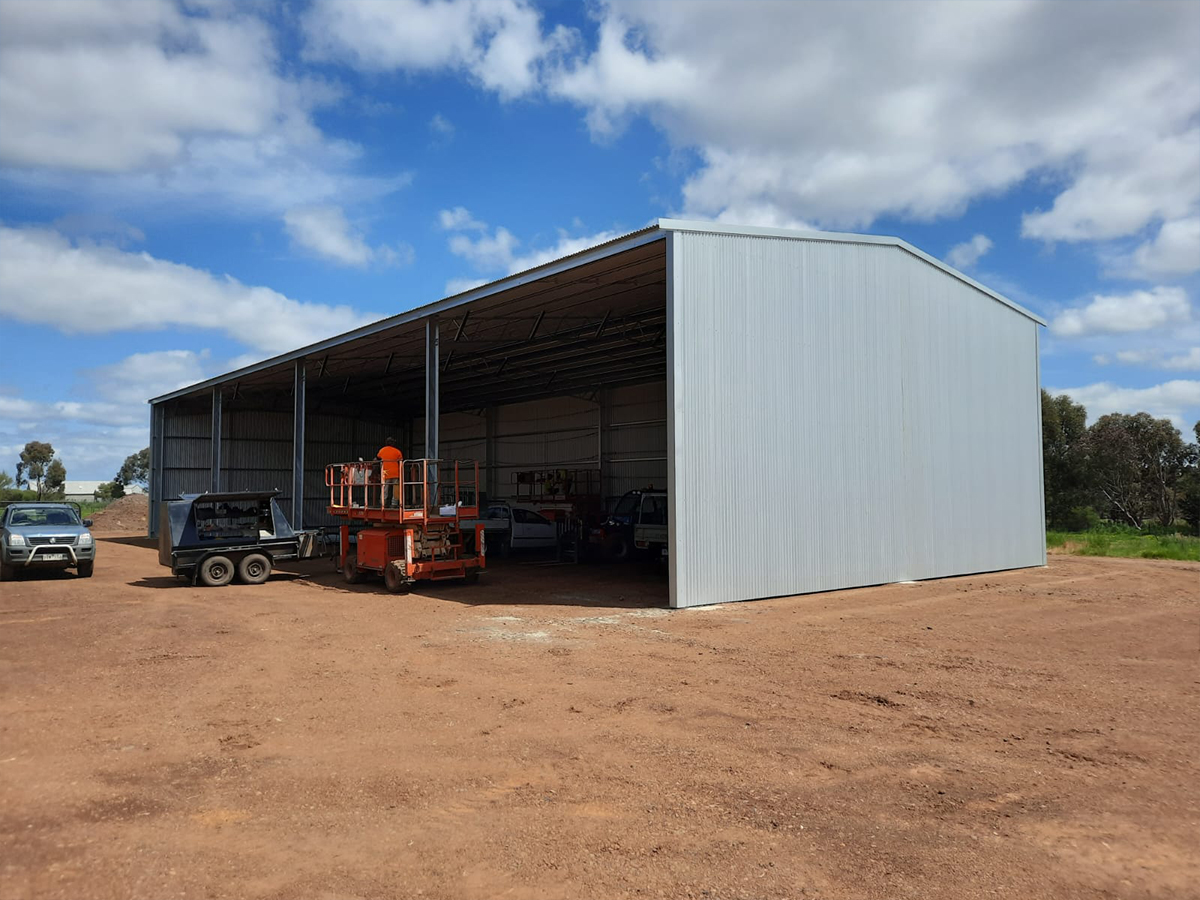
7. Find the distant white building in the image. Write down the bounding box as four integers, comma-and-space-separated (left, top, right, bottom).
63, 481, 145, 502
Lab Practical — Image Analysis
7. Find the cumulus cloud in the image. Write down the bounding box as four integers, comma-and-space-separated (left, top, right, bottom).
302, 0, 568, 99
1119, 217, 1200, 280
0, 0, 404, 214
440, 208, 625, 286
1049, 287, 1191, 338
945, 234, 993, 270
438, 206, 488, 232
283, 205, 413, 268
538, 1, 1200, 238
0, 224, 377, 354
89, 349, 215, 405
1094, 347, 1200, 373
1049, 379, 1200, 431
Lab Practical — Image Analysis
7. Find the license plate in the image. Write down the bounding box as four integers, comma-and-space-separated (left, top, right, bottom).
41, 553, 68, 561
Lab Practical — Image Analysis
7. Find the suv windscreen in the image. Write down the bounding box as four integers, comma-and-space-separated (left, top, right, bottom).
612, 493, 640, 518
7, 507, 81, 527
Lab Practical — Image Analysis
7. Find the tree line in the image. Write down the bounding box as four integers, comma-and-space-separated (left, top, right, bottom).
0, 444, 150, 502
1042, 391, 1200, 534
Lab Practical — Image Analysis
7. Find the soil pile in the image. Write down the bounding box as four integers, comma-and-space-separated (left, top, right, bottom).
88, 493, 149, 534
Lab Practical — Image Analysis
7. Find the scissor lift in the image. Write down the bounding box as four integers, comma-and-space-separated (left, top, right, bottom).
326, 458, 485, 593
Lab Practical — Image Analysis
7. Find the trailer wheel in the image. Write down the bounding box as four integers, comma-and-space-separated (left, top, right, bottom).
462, 570, 480, 585
343, 553, 365, 584
199, 555, 235, 587
237, 553, 271, 585
383, 563, 409, 594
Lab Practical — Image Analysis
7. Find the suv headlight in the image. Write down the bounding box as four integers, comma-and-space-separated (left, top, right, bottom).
7, 534, 25, 547
78, 533, 93, 547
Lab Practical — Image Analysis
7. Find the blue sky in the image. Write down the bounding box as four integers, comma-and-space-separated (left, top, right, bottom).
1, 0, 1198, 480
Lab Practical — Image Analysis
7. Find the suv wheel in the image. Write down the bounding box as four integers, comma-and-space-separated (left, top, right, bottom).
77, 561, 94, 578
0, 560, 15, 581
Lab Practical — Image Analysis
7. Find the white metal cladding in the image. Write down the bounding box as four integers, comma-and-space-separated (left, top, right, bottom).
669, 231, 1044, 608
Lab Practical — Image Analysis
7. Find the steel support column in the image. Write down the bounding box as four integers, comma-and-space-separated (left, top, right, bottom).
211, 388, 222, 493
292, 360, 306, 530
425, 319, 440, 459
148, 402, 165, 537
484, 405, 498, 498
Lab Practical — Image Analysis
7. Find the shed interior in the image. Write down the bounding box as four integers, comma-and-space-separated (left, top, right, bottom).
155, 237, 670, 555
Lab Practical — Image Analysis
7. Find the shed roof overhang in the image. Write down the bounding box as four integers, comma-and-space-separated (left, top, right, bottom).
153, 225, 668, 416
150, 218, 1044, 414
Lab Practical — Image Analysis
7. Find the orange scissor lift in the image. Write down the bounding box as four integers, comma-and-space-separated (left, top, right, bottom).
326, 458, 485, 593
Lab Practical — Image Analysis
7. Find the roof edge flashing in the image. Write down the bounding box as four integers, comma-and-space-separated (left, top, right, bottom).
657, 218, 1045, 326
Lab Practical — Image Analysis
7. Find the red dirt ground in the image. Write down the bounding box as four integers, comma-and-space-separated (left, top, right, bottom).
1, 537, 1196, 900
86, 494, 149, 535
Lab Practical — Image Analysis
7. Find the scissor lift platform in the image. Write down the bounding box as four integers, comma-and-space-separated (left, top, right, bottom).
326, 458, 486, 593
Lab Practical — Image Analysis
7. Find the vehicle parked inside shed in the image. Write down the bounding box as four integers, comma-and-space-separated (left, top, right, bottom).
468, 500, 558, 557
591, 489, 668, 561
158, 490, 316, 586
0, 502, 96, 580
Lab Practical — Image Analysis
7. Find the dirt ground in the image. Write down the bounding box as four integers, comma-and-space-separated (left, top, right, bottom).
86, 495, 149, 535
1, 538, 1196, 900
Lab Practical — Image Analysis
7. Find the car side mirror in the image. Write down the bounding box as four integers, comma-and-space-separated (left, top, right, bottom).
83, 519, 94, 527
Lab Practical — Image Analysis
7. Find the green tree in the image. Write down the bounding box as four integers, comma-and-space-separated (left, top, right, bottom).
0, 471, 11, 491
1177, 421, 1200, 536
96, 481, 125, 500
1041, 391, 1090, 527
19, 441, 55, 499
44, 458, 66, 499
1082, 413, 1189, 529
116, 447, 150, 488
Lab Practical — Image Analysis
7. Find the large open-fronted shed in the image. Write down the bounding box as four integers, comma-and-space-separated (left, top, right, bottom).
148, 219, 1046, 607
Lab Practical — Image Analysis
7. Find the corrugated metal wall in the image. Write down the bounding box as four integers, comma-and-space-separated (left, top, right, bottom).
669, 231, 1044, 608
416, 382, 666, 507
154, 381, 666, 535
161, 407, 210, 500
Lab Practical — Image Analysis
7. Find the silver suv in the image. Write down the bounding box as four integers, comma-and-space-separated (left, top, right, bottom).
0, 502, 96, 580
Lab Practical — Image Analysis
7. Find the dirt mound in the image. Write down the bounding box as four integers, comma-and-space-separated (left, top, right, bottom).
88, 493, 149, 534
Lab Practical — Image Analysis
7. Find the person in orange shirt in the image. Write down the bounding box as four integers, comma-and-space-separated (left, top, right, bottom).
377, 437, 404, 508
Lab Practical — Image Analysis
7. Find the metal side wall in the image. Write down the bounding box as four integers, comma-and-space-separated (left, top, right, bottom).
669, 231, 1044, 608
415, 382, 667, 507
161, 407, 211, 503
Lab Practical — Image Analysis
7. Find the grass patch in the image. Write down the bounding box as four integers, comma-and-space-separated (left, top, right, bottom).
1047, 529, 1200, 562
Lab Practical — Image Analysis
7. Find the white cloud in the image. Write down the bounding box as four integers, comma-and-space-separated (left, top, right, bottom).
1094, 347, 1200, 372
540, 1, 1200, 238
1122, 217, 1200, 280
1049, 287, 1191, 338
445, 276, 488, 296
945, 234, 993, 270
89, 349, 214, 405
441, 208, 625, 276
1049, 380, 1200, 431
0, 224, 377, 354
429, 113, 455, 141
283, 205, 413, 268
438, 206, 487, 232
302, 0, 563, 99
0, 0, 403, 214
